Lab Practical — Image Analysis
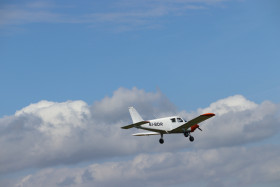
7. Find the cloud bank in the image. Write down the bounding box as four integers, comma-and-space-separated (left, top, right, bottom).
0, 87, 176, 174
0, 87, 279, 186
16, 146, 280, 187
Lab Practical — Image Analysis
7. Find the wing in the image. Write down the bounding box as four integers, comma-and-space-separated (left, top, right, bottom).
132, 132, 160, 136
121, 121, 150, 129
170, 113, 215, 133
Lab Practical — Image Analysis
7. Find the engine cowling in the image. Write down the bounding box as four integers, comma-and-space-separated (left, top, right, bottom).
191, 124, 200, 132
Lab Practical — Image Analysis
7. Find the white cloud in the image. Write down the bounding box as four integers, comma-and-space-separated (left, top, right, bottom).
0, 87, 175, 174
0, 0, 233, 31
15, 100, 89, 137
0, 6, 63, 25
0, 87, 279, 187
176, 95, 279, 148
91, 87, 177, 122
15, 146, 280, 187
199, 95, 258, 115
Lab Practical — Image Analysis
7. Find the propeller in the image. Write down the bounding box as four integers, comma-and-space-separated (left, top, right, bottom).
191, 124, 202, 132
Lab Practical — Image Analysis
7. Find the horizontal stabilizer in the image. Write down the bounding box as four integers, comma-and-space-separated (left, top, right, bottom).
132, 132, 160, 136
121, 121, 149, 129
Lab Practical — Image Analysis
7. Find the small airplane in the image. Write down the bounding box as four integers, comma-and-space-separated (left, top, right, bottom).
121, 107, 215, 144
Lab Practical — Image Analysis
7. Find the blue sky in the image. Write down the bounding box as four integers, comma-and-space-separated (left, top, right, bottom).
1, 0, 279, 116
0, 0, 280, 187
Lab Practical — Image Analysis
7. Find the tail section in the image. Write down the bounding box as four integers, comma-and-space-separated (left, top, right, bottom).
129, 107, 143, 123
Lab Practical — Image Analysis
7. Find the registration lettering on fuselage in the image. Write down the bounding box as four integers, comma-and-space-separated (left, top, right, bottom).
149, 122, 163, 126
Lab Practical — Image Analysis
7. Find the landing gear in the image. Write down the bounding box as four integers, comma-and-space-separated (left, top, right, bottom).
184, 131, 194, 142
189, 135, 194, 142
159, 134, 164, 144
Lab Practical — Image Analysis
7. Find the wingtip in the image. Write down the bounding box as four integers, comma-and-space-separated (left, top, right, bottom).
202, 113, 215, 116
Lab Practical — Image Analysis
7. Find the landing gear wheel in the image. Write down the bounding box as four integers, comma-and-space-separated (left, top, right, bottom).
159, 138, 164, 144
189, 136, 194, 142
184, 132, 189, 137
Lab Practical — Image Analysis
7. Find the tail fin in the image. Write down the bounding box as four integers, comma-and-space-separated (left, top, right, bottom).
129, 107, 144, 123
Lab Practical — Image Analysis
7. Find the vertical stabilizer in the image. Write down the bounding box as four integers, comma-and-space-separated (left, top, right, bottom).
129, 107, 144, 123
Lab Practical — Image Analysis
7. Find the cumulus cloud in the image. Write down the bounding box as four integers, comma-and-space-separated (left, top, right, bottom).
0, 87, 279, 187
15, 146, 280, 187
0, 87, 175, 174
190, 95, 279, 148
199, 95, 258, 115
91, 87, 177, 123
15, 100, 90, 137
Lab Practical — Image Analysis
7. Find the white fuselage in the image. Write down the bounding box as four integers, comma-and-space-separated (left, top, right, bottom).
139, 116, 186, 133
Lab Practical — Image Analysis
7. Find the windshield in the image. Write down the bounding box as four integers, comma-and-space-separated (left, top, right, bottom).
177, 118, 183, 122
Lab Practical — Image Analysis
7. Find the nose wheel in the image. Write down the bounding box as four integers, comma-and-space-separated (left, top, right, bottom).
189, 135, 194, 142
184, 132, 194, 142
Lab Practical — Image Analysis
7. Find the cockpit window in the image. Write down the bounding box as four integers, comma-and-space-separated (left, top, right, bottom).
177, 118, 183, 122
170, 118, 176, 123
183, 118, 187, 122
